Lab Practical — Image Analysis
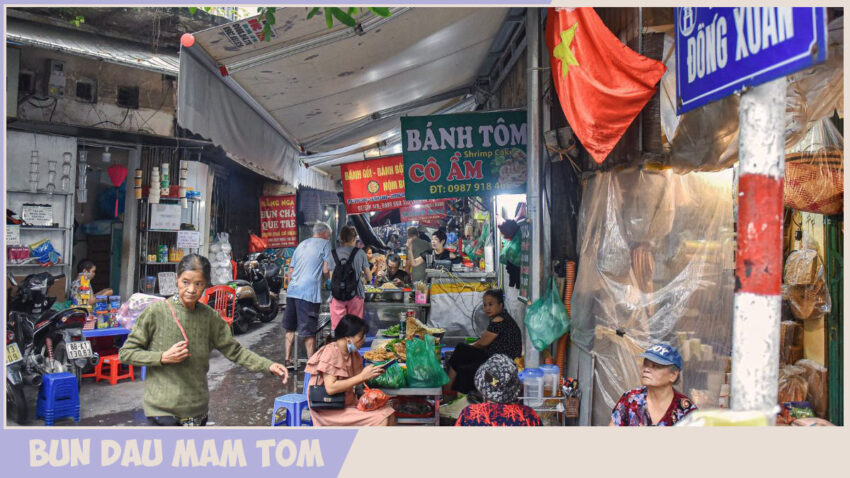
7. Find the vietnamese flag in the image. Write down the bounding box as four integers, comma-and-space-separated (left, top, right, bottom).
546, 7, 666, 164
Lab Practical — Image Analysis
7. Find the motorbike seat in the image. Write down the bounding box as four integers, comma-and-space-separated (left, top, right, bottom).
264, 266, 280, 279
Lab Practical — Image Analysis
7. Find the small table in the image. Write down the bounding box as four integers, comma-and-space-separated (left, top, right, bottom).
382, 387, 442, 426
83, 327, 131, 339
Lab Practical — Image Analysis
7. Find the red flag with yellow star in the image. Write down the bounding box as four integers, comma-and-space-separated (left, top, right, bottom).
546, 7, 666, 164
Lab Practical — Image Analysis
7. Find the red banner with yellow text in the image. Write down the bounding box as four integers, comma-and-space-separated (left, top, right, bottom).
341, 155, 406, 214
259, 195, 297, 248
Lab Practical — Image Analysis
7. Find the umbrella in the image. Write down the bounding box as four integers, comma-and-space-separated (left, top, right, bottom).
107, 164, 128, 217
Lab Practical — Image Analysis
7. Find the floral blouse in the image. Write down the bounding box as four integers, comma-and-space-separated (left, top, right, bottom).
611, 387, 697, 426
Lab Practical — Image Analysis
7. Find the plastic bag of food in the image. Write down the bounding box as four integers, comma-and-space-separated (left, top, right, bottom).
784, 118, 843, 215
795, 359, 828, 418
499, 231, 522, 266
367, 362, 406, 389
357, 385, 390, 412
524, 279, 570, 351
405, 336, 449, 388
778, 365, 809, 404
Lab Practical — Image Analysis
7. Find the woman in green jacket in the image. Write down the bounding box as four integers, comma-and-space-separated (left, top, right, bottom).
120, 254, 288, 426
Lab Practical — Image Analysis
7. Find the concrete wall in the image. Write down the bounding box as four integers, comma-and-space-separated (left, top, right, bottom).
14, 45, 175, 137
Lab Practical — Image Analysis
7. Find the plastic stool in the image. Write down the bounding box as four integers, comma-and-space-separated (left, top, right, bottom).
271, 372, 312, 427
141, 366, 146, 381
37, 372, 80, 425
94, 354, 134, 385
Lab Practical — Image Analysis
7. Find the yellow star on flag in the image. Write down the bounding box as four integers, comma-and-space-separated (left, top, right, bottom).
553, 23, 579, 77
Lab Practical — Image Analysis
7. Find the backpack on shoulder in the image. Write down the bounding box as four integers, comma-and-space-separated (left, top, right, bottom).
330, 248, 362, 301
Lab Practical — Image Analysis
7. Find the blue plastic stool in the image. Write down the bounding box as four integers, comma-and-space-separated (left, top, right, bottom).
141, 366, 146, 381
271, 372, 312, 427
37, 372, 80, 426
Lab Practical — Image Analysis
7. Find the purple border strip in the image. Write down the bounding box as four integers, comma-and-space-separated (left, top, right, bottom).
2, 428, 357, 477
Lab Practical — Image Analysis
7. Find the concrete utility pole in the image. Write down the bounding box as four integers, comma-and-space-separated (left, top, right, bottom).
730, 78, 786, 424
525, 8, 543, 368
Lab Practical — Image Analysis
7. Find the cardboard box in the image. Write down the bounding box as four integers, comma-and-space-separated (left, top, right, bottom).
6, 274, 67, 302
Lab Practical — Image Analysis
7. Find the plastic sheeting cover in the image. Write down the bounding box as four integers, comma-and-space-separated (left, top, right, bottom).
659, 17, 843, 173
571, 168, 735, 425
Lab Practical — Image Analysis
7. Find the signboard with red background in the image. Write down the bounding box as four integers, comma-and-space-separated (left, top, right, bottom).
341, 155, 407, 214
259, 195, 297, 248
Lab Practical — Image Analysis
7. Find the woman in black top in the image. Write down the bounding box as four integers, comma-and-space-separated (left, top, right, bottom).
430, 230, 462, 264
445, 289, 523, 395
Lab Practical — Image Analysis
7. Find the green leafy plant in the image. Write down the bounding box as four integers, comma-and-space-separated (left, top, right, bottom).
71, 15, 85, 28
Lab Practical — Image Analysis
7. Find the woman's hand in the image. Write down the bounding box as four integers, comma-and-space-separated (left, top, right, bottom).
360, 365, 384, 382
161, 341, 189, 364
269, 363, 289, 384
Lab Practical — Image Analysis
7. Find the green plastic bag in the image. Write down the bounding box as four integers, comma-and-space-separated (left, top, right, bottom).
523, 278, 570, 351
367, 362, 407, 389
405, 336, 449, 388
499, 231, 522, 266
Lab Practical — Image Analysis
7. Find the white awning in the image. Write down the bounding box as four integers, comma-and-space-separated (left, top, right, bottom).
178, 7, 516, 190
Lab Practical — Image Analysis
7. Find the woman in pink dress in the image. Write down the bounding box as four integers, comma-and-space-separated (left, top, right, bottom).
305, 314, 396, 426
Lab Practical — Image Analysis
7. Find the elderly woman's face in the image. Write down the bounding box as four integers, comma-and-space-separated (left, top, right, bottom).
640, 358, 678, 388
177, 269, 207, 306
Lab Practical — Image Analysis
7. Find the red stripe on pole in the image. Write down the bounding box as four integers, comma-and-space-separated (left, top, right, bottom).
735, 174, 784, 295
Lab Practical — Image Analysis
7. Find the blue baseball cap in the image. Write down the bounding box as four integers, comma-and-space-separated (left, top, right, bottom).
641, 343, 683, 370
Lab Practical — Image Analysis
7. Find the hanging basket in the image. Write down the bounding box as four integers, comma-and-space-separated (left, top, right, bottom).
784, 150, 843, 215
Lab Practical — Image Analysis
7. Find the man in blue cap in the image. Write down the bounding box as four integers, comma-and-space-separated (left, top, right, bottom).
610, 343, 697, 426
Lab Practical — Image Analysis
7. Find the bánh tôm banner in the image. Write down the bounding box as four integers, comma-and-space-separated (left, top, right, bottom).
259, 195, 297, 248
341, 155, 407, 214
402, 111, 527, 200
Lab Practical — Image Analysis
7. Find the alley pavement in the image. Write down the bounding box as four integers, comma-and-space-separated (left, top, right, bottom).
8, 313, 309, 427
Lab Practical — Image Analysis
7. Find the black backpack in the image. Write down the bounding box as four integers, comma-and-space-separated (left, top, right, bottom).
330, 248, 362, 301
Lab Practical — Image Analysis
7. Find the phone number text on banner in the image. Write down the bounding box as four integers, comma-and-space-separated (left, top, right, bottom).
259, 195, 297, 248
341, 155, 407, 214
402, 111, 527, 200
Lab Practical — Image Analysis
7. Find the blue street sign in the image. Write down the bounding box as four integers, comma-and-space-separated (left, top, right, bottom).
676, 7, 827, 115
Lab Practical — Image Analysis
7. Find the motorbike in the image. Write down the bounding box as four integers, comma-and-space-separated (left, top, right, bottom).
6, 273, 99, 421
6, 329, 27, 424
228, 253, 282, 334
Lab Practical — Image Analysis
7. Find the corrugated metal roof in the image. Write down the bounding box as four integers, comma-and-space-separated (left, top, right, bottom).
189, 8, 510, 155
7, 18, 179, 76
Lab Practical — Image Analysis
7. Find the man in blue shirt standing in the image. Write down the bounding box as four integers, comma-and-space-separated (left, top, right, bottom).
283, 222, 334, 368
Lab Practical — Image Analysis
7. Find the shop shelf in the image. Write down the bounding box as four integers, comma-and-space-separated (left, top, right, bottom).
18, 226, 71, 231
6, 263, 65, 268
8, 189, 73, 196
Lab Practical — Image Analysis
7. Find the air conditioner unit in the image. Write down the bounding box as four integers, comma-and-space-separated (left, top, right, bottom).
7, 47, 20, 118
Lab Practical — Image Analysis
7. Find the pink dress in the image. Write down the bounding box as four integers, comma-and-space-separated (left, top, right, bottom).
305, 344, 395, 426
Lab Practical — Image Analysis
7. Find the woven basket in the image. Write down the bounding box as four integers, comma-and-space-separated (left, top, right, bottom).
784, 150, 843, 215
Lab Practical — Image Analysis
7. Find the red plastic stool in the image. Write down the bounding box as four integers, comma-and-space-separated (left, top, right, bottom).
94, 354, 134, 385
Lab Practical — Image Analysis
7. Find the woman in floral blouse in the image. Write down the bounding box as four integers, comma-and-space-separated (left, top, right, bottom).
610, 343, 697, 426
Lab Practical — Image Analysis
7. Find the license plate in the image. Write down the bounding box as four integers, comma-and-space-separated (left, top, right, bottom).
5, 343, 23, 364
66, 341, 93, 360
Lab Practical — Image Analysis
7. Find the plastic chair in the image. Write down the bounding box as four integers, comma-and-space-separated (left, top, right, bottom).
271, 372, 313, 427
200, 285, 237, 332
37, 372, 80, 425
93, 354, 134, 386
